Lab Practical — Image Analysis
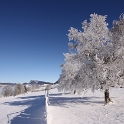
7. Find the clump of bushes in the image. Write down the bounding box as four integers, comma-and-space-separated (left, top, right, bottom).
1, 83, 44, 97
2, 83, 27, 97
2, 85, 13, 97
13, 84, 25, 96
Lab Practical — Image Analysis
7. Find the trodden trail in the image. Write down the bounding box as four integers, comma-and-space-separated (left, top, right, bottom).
0, 91, 47, 124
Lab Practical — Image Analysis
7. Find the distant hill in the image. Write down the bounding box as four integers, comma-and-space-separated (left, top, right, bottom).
0, 80, 53, 86
0, 83, 16, 86
29, 80, 52, 85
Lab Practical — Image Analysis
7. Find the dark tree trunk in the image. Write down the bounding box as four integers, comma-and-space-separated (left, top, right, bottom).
104, 89, 112, 104
24, 86, 27, 93
74, 90, 76, 94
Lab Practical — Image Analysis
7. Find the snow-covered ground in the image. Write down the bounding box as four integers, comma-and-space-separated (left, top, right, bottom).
0, 87, 124, 124
47, 88, 124, 124
0, 91, 47, 124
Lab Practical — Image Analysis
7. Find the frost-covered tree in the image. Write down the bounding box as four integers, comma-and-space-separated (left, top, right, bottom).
2, 85, 13, 97
13, 84, 25, 96
110, 14, 124, 87
59, 14, 110, 91
59, 13, 124, 104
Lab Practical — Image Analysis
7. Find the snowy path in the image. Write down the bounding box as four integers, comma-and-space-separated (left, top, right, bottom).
0, 91, 47, 124
47, 88, 124, 124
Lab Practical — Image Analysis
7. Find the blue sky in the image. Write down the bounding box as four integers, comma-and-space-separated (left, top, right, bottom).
0, 0, 124, 83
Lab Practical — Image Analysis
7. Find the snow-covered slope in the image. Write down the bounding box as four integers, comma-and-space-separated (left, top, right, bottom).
47, 88, 124, 124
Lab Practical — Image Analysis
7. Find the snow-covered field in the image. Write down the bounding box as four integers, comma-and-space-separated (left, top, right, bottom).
47, 88, 124, 124
0, 88, 124, 124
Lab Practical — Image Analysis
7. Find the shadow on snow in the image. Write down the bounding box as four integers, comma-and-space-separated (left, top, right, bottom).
4, 95, 47, 124
49, 94, 104, 107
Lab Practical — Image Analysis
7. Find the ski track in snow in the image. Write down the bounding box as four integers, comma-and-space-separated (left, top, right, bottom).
0, 91, 47, 124
47, 88, 124, 124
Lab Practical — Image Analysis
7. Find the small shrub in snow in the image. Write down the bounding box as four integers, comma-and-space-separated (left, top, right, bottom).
13, 84, 25, 96
2, 85, 13, 97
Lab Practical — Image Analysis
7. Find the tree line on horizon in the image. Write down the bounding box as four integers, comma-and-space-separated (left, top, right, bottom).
1, 83, 40, 97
